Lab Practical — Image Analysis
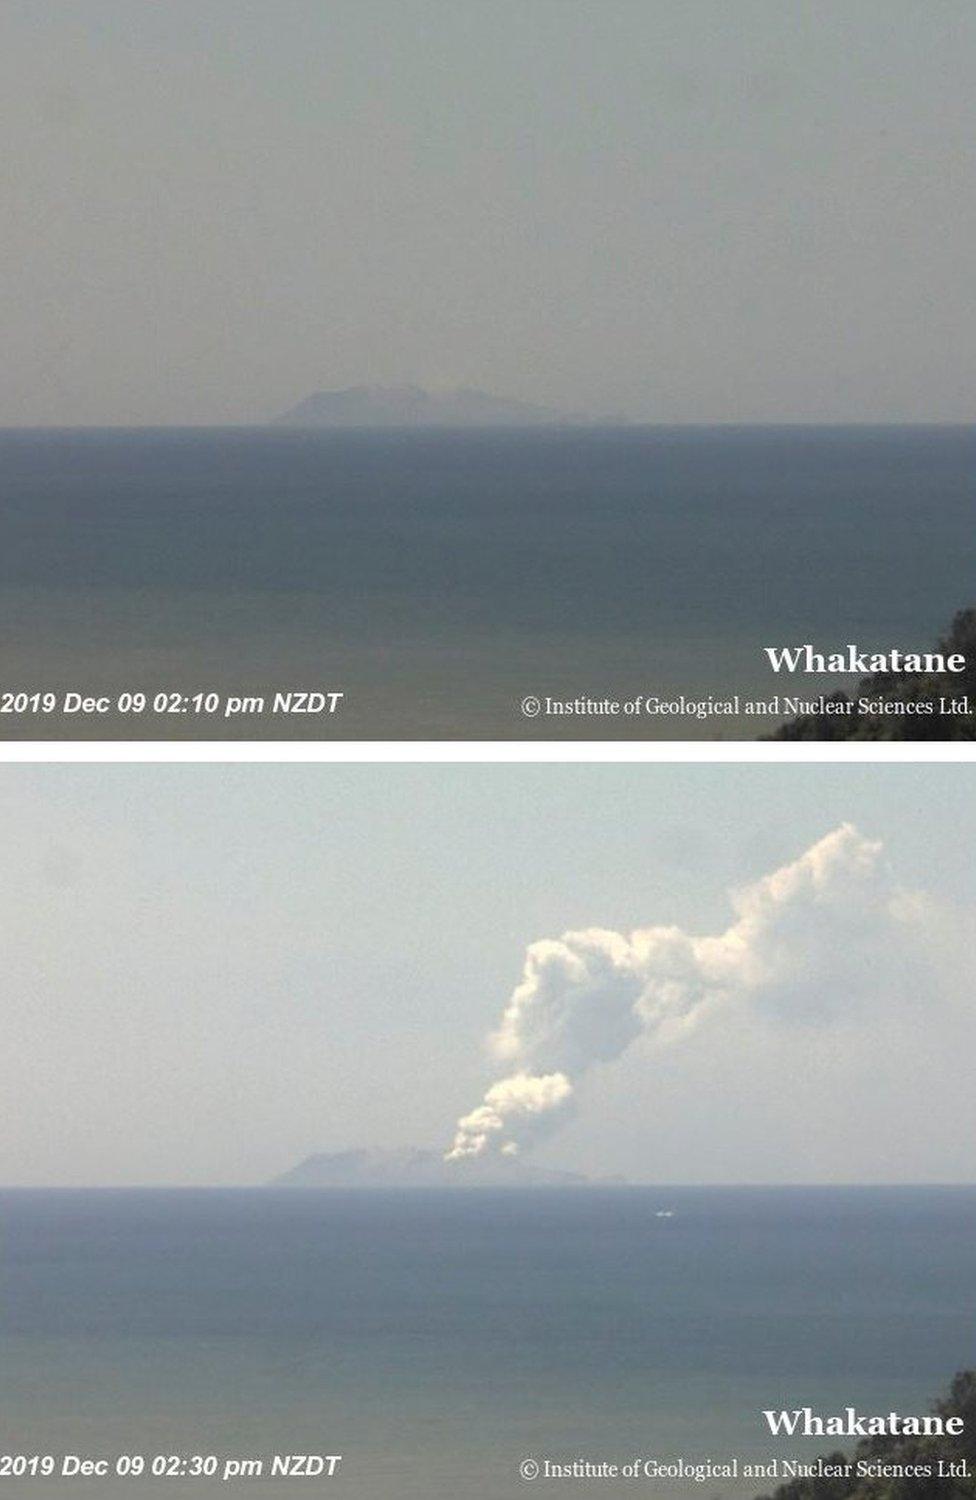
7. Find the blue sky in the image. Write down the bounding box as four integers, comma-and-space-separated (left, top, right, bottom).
2, 1, 974, 423
2, 762, 974, 1185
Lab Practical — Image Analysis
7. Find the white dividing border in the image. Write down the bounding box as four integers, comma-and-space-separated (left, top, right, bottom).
2, 740, 976, 763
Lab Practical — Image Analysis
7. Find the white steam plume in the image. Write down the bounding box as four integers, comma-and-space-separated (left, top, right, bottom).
446, 824, 922, 1161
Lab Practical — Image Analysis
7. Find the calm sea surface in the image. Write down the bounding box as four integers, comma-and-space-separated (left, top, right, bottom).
2, 1187, 974, 1497
0, 427, 974, 737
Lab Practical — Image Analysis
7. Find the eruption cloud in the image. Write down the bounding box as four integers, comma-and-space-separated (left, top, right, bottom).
446, 824, 920, 1161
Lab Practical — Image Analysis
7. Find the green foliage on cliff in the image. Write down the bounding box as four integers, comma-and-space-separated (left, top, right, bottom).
768, 610, 976, 740
756, 1372, 976, 1500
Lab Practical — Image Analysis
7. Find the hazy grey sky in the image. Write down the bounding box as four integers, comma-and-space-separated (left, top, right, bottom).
3, 761, 974, 1187
2, 1, 974, 425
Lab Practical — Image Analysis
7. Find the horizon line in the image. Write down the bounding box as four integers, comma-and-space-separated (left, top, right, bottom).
3, 1180, 975, 1191
1, 419, 974, 433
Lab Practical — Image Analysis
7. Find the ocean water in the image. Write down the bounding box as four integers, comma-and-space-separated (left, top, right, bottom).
1, 426, 974, 738
1, 1187, 974, 1498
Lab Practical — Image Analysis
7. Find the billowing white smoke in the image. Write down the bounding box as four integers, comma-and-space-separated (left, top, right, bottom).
446, 824, 918, 1161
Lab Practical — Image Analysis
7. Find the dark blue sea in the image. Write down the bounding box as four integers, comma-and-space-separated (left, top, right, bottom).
2, 1187, 974, 1497
0, 427, 974, 737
